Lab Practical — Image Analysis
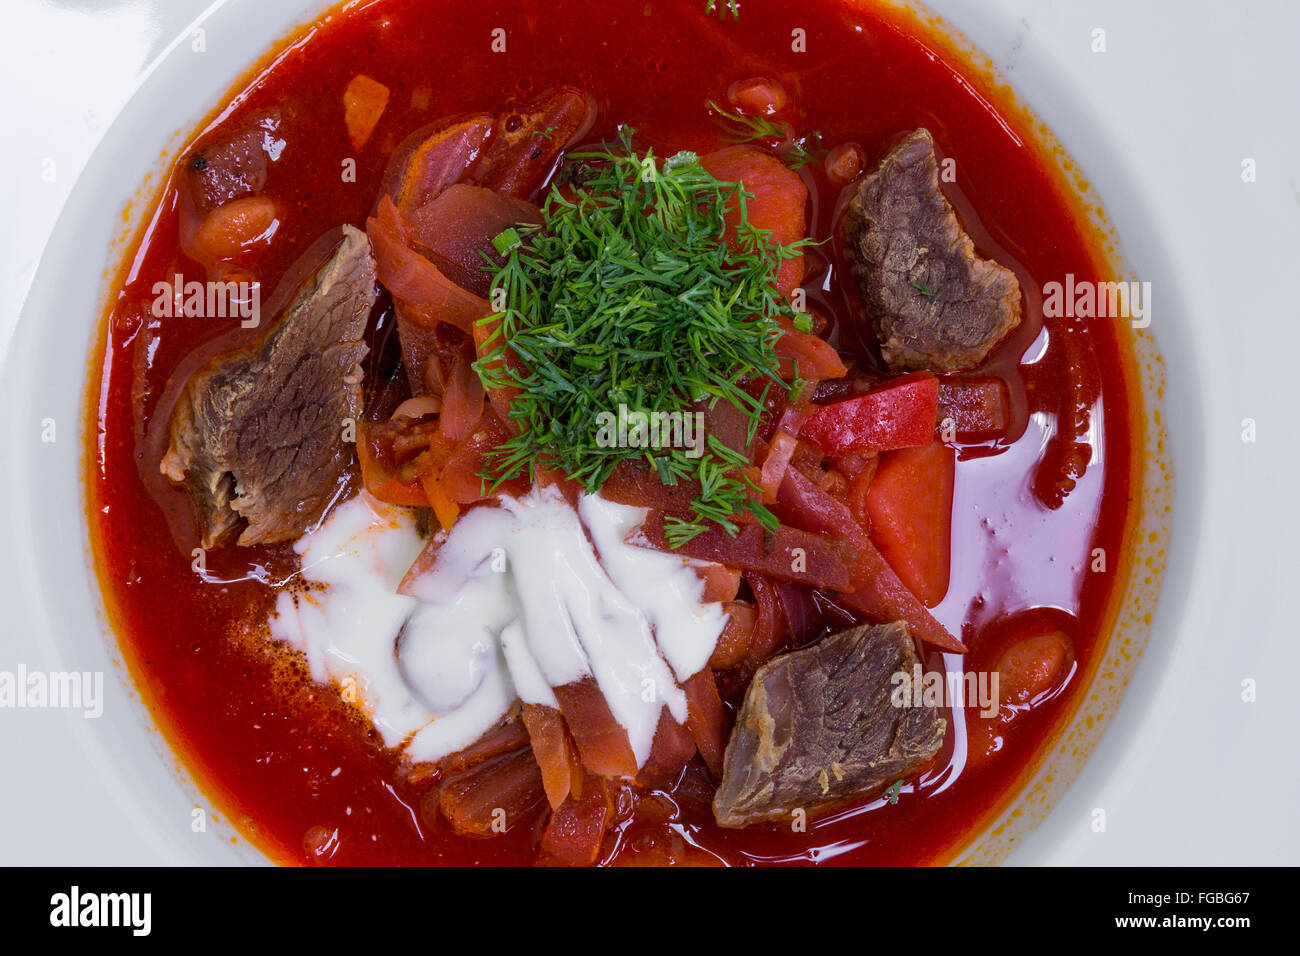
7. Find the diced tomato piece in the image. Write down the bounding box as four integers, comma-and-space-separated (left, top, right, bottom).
342, 74, 390, 148
537, 774, 613, 867
936, 377, 1011, 442
699, 145, 807, 297
727, 77, 788, 116
837, 538, 966, 653
552, 678, 639, 780
437, 747, 546, 836
800, 372, 938, 456
682, 670, 728, 779
521, 703, 583, 811
179, 110, 277, 216
865, 442, 955, 607
824, 142, 865, 187
633, 511, 858, 592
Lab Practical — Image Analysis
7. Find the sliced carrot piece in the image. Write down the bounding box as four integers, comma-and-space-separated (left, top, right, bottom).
471, 309, 521, 428
694, 561, 742, 603
356, 421, 430, 506
682, 669, 728, 779
865, 442, 955, 607
700, 145, 807, 297
419, 470, 461, 533
521, 703, 583, 811
342, 74, 390, 148
709, 601, 756, 670
552, 678, 639, 780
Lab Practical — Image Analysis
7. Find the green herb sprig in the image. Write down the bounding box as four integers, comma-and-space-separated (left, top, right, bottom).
706, 0, 741, 21
476, 127, 810, 544
706, 100, 825, 170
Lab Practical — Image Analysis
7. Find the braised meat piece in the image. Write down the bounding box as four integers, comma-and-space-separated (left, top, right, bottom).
842, 128, 1021, 371
713, 621, 946, 827
161, 225, 378, 547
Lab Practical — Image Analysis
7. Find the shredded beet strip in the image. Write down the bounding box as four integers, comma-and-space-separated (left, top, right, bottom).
633, 510, 858, 592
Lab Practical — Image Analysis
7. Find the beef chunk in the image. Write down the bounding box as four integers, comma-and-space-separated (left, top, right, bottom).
842, 128, 1021, 371
161, 225, 378, 547
713, 621, 945, 828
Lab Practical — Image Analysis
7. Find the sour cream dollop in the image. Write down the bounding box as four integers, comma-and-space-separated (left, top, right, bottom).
270, 487, 727, 767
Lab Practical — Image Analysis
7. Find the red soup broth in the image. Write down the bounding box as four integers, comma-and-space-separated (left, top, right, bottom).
86, 0, 1137, 865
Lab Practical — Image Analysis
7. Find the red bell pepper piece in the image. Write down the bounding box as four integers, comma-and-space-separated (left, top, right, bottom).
800, 372, 938, 456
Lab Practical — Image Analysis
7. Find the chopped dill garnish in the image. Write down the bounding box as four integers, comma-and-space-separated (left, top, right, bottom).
706, 0, 741, 21
477, 126, 812, 544
911, 280, 935, 297
882, 780, 904, 805
706, 100, 826, 170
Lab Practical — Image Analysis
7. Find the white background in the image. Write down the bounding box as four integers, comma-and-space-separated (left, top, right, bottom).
1, 0, 1297, 865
